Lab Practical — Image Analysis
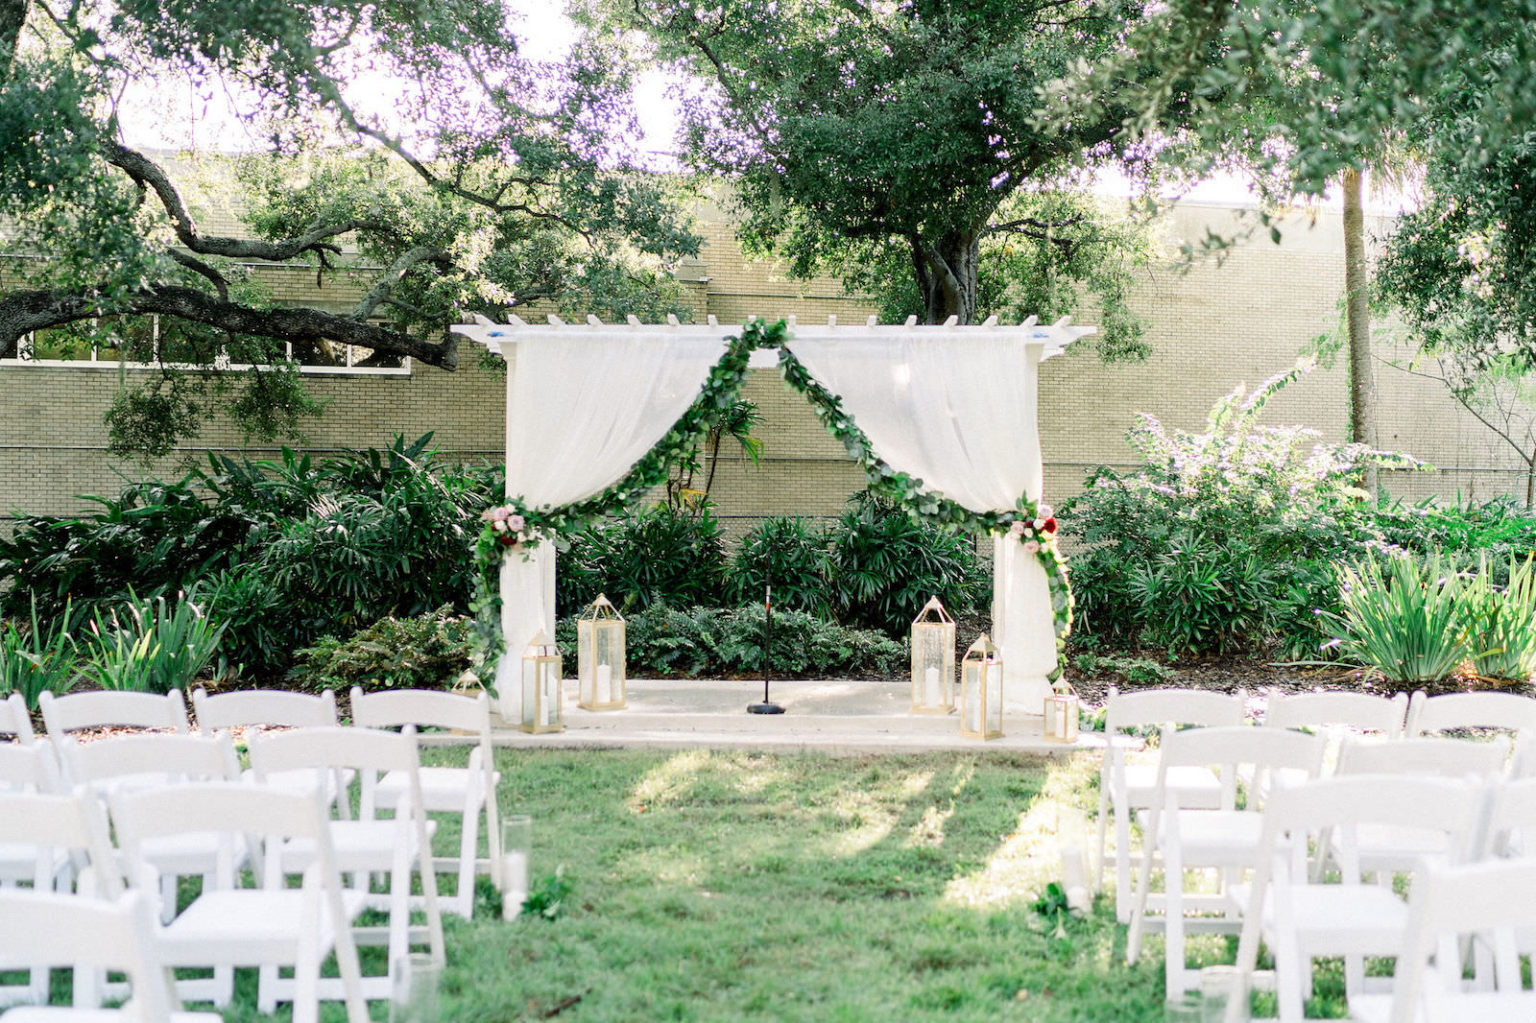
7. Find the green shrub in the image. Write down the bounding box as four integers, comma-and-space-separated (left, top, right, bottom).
725, 516, 832, 614
1374, 495, 1536, 571
555, 603, 906, 679
1061, 362, 1411, 657
290, 606, 473, 692
1460, 554, 1536, 682
557, 504, 728, 616
823, 493, 987, 636
1321, 552, 1470, 686
81, 591, 226, 693
0, 597, 79, 709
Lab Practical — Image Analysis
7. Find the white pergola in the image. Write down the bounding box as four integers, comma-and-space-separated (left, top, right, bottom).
453, 313, 1093, 720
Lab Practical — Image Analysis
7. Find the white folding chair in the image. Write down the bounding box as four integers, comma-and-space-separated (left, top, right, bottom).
0, 889, 219, 1023
1349, 859, 1536, 1023
39, 690, 190, 741
1406, 691, 1536, 738
1233, 775, 1485, 1023
249, 725, 445, 999
1126, 725, 1326, 998
350, 687, 502, 917
0, 693, 36, 745
110, 782, 370, 1023
1096, 687, 1248, 922
0, 745, 73, 898
191, 687, 352, 814
58, 733, 245, 927
1264, 690, 1409, 745
0, 790, 122, 1008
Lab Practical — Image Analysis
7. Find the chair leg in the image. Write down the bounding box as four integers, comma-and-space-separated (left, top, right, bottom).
1274, 931, 1306, 1023
1095, 777, 1111, 893
257, 964, 279, 1014
1163, 842, 1187, 999
1116, 802, 1136, 924
453, 798, 481, 919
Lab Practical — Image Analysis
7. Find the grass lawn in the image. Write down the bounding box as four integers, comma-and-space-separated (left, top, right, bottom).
413, 747, 1169, 1022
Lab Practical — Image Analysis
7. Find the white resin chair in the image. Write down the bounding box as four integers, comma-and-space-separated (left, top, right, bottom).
1264, 690, 1409, 744
110, 782, 370, 1023
1406, 690, 1536, 738
350, 687, 502, 917
0, 745, 74, 906
1096, 687, 1248, 922
0, 889, 219, 1023
1349, 859, 1536, 1023
0, 790, 121, 1008
249, 725, 445, 999
38, 689, 190, 740
0, 693, 36, 745
1233, 775, 1485, 1023
191, 687, 352, 814
1126, 725, 1326, 998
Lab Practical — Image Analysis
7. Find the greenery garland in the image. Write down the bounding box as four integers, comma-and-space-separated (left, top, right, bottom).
471, 317, 1073, 685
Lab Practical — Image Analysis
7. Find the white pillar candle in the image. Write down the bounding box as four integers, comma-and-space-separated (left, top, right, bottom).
596, 663, 612, 705
500, 851, 528, 921
1053, 702, 1067, 739
965, 693, 979, 733
924, 666, 939, 707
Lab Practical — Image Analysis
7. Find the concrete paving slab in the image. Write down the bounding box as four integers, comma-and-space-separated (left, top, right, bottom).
486, 678, 1099, 755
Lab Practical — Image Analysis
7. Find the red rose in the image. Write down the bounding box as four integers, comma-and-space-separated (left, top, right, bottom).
1042, 517, 1058, 534
499, 533, 519, 547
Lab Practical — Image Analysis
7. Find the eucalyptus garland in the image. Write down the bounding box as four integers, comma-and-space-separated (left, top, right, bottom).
471, 317, 1073, 684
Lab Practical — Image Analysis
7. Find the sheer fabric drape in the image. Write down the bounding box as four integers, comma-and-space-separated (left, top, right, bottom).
786, 335, 1057, 712
494, 335, 730, 711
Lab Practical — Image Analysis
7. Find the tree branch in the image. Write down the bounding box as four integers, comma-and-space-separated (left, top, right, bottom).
918, 239, 963, 312
0, 286, 458, 369
101, 141, 391, 262
168, 249, 230, 302
0, 0, 26, 78
353, 245, 452, 322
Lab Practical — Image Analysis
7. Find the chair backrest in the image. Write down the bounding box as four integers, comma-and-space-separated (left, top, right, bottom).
1337, 735, 1511, 778
39, 688, 190, 736
0, 889, 176, 1016
1387, 859, 1536, 1023
1481, 777, 1536, 860
0, 788, 123, 896
1264, 690, 1409, 738
0, 691, 36, 743
59, 732, 241, 788
0, 739, 64, 793
192, 686, 339, 733
1407, 690, 1536, 737
349, 687, 492, 735
1104, 687, 1248, 734
1155, 725, 1327, 810
251, 724, 420, 777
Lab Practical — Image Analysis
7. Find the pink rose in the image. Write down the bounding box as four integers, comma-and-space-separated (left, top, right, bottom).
1037, 503, 1053, 519
1033, 518, 1046, 530
492, 519, 507, 533
508, 514, 526, 531
1009, 520, 1026, 537
490, 505, 510, 522
1022, 539, 1041, 555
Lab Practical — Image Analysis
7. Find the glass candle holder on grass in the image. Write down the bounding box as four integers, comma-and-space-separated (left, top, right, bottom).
389, 952, 440, 1023
500, 814, 531, 922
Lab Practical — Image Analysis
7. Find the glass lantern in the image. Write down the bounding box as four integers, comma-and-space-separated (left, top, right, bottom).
519, 630, 564, 734
959, 633, 1004, 740
577, 594, 627, 711
910, 596, 956, 715
1042, 680, 1080, 744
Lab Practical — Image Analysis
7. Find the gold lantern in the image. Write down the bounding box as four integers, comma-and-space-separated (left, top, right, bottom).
910, 596, 956, 714
577, 594, 627, 711
1042, 680, 1080, 743
519, 631, 564, 734
959, 633, 1004, 740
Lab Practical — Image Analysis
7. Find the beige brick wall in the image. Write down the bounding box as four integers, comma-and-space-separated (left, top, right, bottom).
3, 198, 1532, 534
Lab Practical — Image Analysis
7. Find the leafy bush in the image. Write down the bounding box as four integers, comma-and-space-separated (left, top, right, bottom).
725, 516, 832, 614
289, 606, 473, 692
1321, 552, 1470, 686
557, 504, 728, 616
1374, 496, 1536, 578
822, 493, 987, 636
81, 591, 226, 693
0, 597, 79, 709
1459, 554, 1536, 681
554, 603, 906, 679
1061, 362, 1410, 657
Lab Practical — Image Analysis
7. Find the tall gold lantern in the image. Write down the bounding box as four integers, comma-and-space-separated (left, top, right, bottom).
519, 630, 564, 734
577, 594, 627, 711
909, 596, 956, 714
1042, 680, 1080, 743
959, 633, 1004, 740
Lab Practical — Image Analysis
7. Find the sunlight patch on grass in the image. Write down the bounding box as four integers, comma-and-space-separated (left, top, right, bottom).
627, 748, 713, 810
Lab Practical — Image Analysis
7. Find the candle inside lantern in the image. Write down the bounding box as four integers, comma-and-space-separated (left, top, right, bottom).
500, 851, 529, 921
924, 666, 939, 706
965, 696, 979, 733
596, 663, 612, 705
1054, 705, 1068, 739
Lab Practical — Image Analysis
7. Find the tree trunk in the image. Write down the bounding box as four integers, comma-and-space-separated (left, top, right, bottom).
1343, 168, 1378, 501
0, 0, 27, 79
1527, 446, 1535, 509
913, 230, 980, 324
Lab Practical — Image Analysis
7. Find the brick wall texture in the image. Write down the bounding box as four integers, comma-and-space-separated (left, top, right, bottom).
3, 197, 1531, 531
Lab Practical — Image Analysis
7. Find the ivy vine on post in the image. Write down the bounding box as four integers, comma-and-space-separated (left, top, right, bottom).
470, 317, 1073, 687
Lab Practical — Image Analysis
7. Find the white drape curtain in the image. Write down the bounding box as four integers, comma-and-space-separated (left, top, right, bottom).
495, 335, 731, 713
786, 335, 1058, 713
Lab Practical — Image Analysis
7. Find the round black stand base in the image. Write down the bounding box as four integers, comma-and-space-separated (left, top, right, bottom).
747, 702, 786, 715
